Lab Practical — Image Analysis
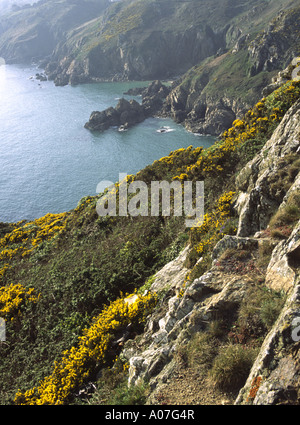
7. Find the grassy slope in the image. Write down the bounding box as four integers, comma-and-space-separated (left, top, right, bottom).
0, 199, 188, 403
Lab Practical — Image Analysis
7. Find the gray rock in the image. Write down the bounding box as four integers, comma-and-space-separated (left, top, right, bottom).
235, 274, 300, 405
150, 245, 190, 294
84, 81, 170, 132
266, 220, 300, 293
212, 235, 259, 260
84, 98, 145, 131
235, 99, 300, 237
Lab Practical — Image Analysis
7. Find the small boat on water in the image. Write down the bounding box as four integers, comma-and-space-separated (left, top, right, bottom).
156, 126, 174, 133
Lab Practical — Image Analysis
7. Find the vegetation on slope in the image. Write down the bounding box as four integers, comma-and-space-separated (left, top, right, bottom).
0, 58, 299, 404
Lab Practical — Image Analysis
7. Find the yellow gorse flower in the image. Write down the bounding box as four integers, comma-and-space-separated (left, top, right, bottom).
183, 80, 300, 180
0, 212, 68, 264
14, 291, 157, 405
0, 283, 39, 320
190, 191, 236, 256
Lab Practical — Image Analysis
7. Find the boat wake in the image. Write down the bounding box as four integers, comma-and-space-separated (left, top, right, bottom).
156, 126, 174, 133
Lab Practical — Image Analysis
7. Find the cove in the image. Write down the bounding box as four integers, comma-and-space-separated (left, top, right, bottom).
0, 64, 215, 223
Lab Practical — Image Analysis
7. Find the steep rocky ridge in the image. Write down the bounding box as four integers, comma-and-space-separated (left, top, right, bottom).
161, 5, 300, 135
116, 74, 300, 405
235, 98, 300, 238
0, 0, 297, 84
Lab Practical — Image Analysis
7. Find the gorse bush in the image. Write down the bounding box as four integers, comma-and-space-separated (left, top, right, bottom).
14, 291, 157, 405
0, 212, 69, 261
0, 283, 39, 320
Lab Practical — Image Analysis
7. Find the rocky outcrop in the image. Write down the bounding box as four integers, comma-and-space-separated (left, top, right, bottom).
235, 99, 300, 237
141, 80, 170, 117
120, 222, 300, 405
248, 8, 300, 77
121, 239, 259, 398
236, 221, 300, 404
161, 67, 248, 135
265, 219, 300, 293
117, 84, 300, 405
84, 99, 145, 132
84, 80, 170, 132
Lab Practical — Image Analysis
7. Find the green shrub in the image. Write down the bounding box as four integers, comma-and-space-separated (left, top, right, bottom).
237, 284, 285, 337
260, 296, 285, 329
108, 381, 149, 405
257, 240, 275, 269
210, 344, 258, 391
89, 359, 149, 406
176, 332, 219, 371
269, 190, 300, 233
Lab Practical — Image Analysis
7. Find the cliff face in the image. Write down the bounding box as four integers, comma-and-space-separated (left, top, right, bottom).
119, 84, 300, 406
161, 6, 300, 135
45, 0, 299, 89
44, 0, 229, 85
0, 0, 297, 85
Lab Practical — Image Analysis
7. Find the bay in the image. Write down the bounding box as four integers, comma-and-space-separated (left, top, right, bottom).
0, 64, 215, 223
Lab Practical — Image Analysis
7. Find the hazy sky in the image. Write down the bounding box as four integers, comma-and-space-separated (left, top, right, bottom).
0, 0, 39, 14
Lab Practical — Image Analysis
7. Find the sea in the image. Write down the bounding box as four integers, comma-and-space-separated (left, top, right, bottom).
0, 64, 215, 223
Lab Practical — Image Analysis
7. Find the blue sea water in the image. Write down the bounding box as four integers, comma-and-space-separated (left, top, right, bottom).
0, 64, 215, 223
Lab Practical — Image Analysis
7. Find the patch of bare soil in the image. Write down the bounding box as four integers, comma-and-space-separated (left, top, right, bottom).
149, 362, 237, 405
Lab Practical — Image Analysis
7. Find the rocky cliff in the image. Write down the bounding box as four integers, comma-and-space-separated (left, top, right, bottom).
1, 0, 297, 86
161, 5, 300, 136
116, 89, 300, 405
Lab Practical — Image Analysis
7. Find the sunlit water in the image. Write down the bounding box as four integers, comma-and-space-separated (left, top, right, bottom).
0, 64, 215, 222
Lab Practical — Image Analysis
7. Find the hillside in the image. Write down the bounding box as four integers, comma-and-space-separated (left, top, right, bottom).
161, 4, 300, 134
0, 0, 300, 407
0, 0, 111, 63
0, 0, 298, 79
0, 59, 299, 405
0, 1, 39, 15
43, 0, 300, 86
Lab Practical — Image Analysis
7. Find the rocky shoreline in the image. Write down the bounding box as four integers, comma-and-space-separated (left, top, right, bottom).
84, 80, 171, 132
